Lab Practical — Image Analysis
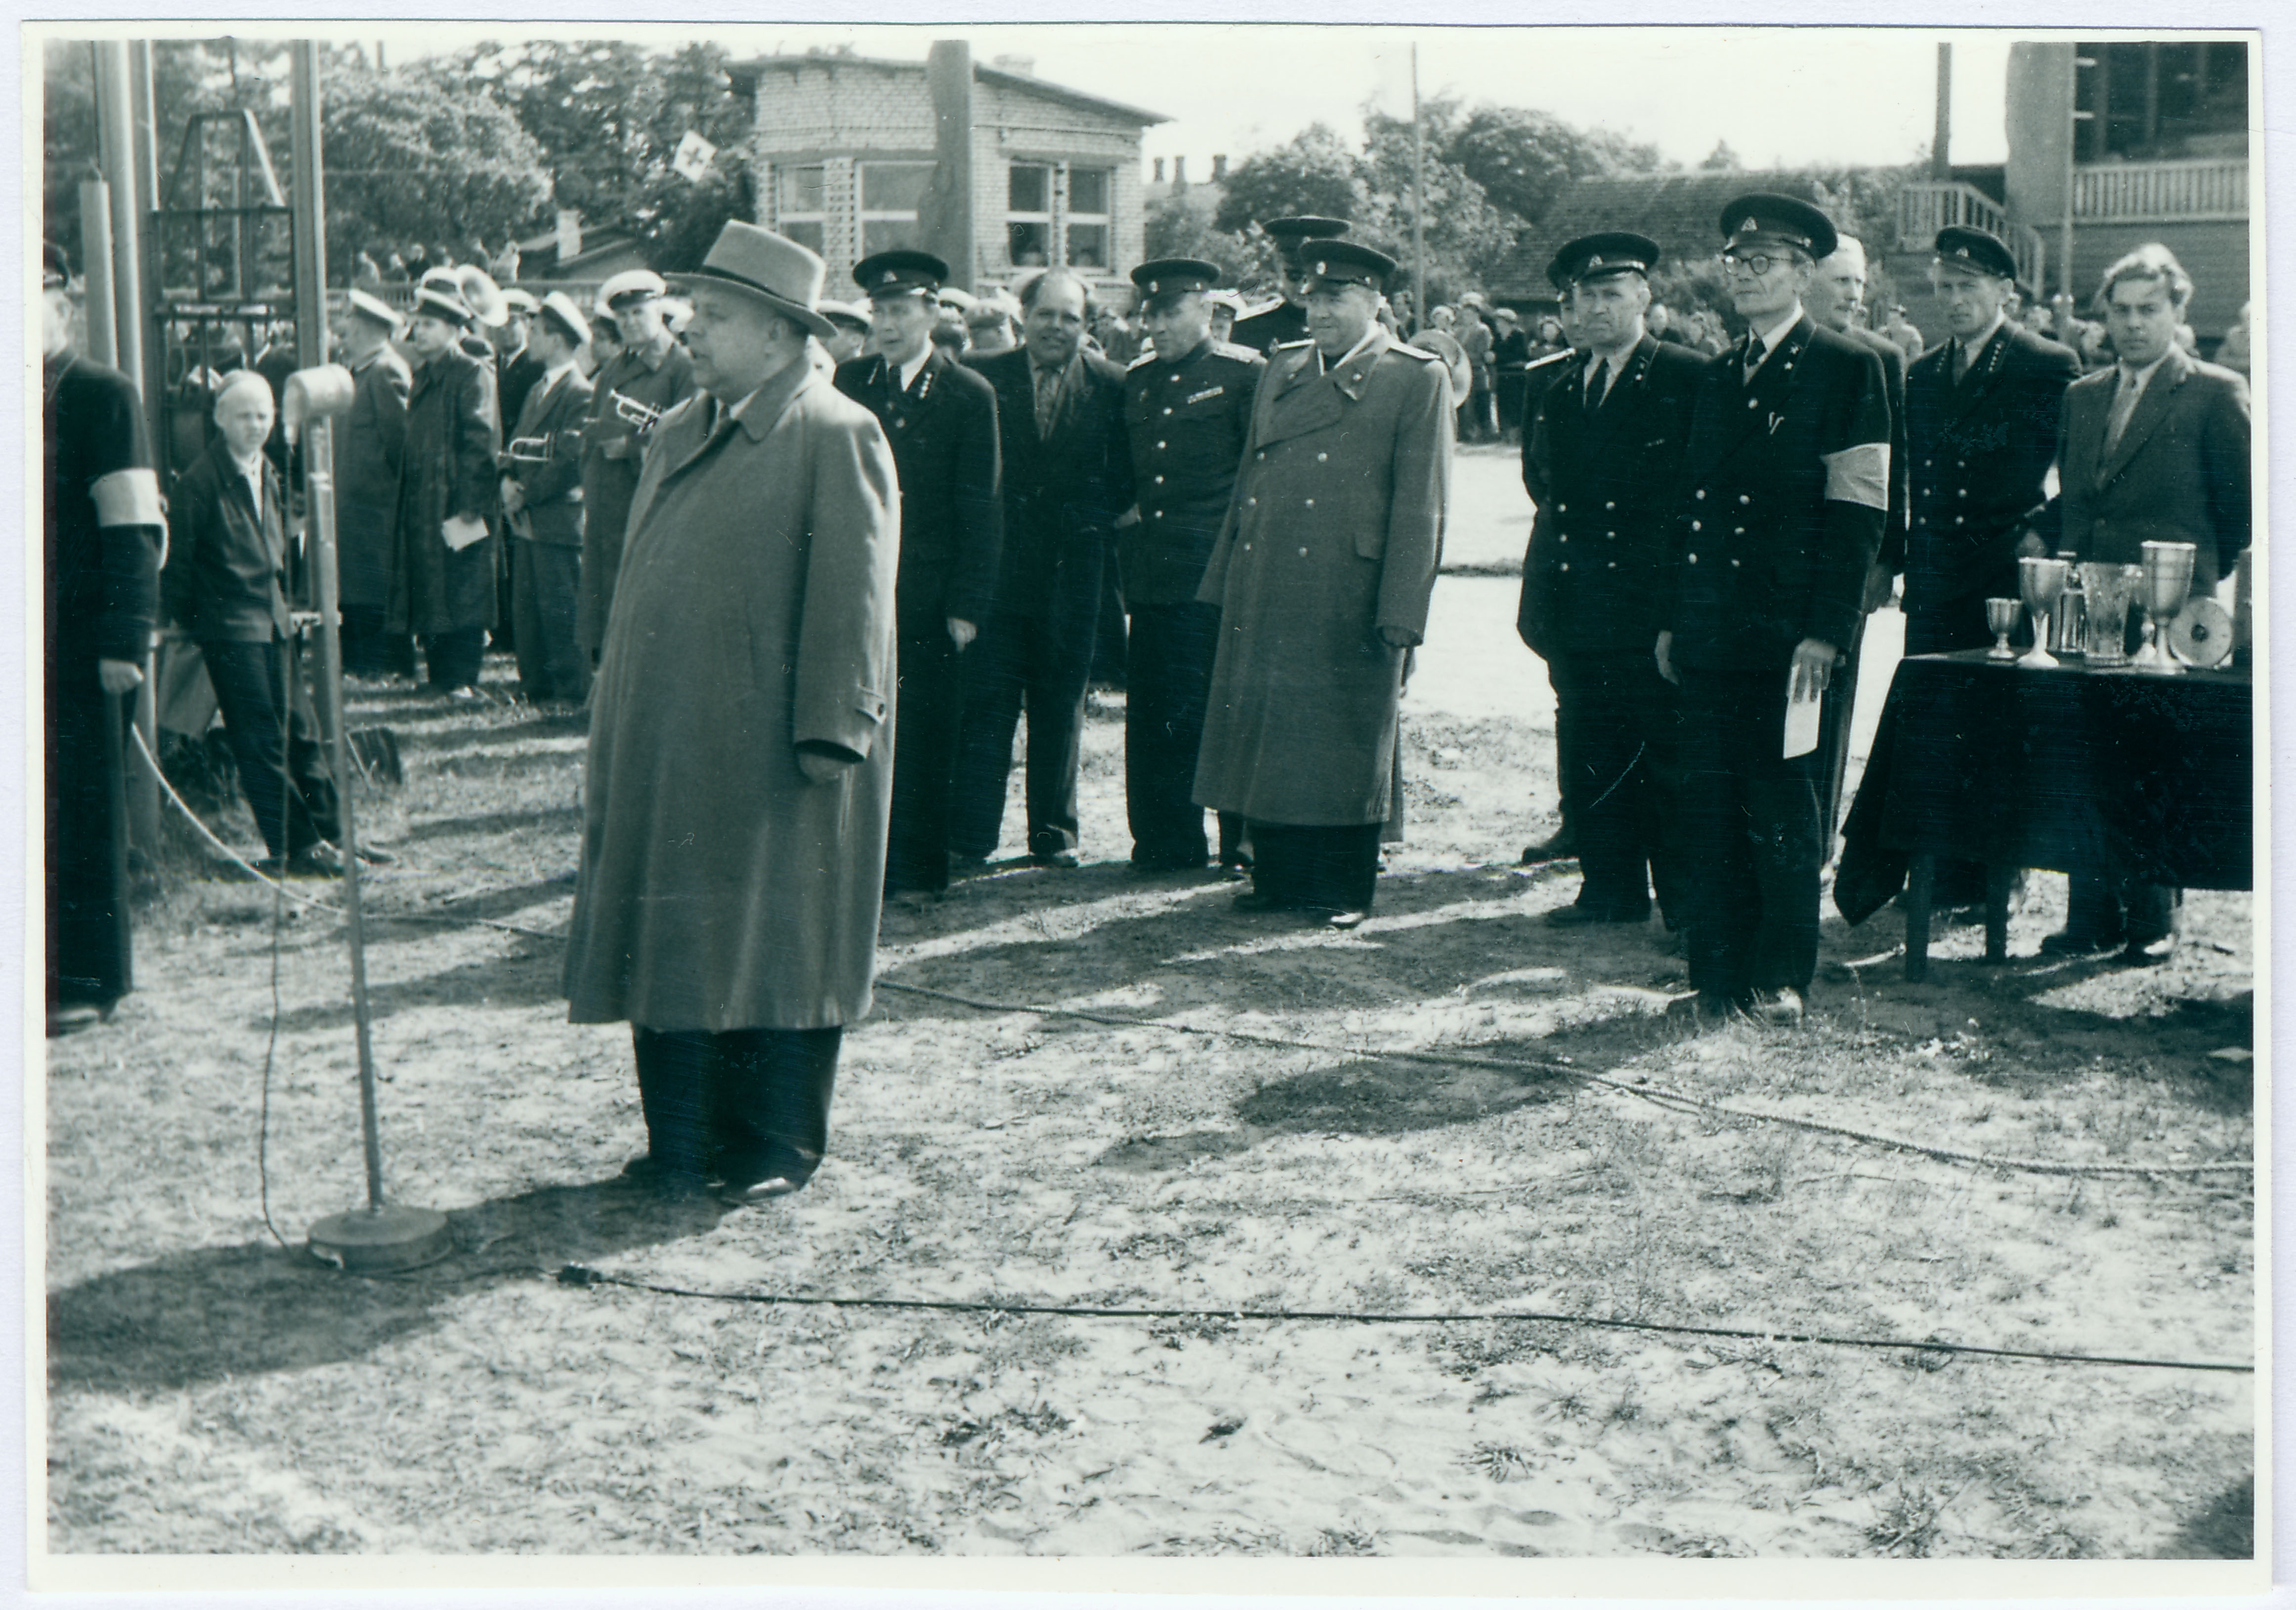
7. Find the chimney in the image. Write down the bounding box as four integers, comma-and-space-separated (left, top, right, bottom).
992, 53, 1033, 76
1174, 156, 1187, 188
1212, 154, 1227, 181
1153, 157, 1164, 183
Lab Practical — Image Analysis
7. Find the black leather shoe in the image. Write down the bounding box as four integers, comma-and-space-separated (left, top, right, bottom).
1749, 986, 1805, 1028
1665, 991, 1745, 1029
1519, 828, 1577, 865
1129, 854, 1206, 876
1218, 859, 1252, 882
1033, 850, 1080, 870
46, 1003, 103, 1038
1323, 909, 1368, 932
2039, 926, 2123, 957
286, 841, 347, 878
1231, 890, 1293, 914
1544, 902, 1649, 927
2120, 933, 2176, 966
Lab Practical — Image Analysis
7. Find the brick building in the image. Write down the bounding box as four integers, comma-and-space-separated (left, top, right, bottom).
728, 42, 1167, 306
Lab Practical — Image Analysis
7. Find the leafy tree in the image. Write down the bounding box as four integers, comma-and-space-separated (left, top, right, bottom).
1210, 124, 1364, 235
1143, 183, 1272, 291
1442, 103, 1666, 224
1361, 107, 1515, 295
1699, 139, 1743, 172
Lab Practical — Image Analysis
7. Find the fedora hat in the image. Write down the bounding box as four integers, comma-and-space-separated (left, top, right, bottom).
668, 222, 835, 341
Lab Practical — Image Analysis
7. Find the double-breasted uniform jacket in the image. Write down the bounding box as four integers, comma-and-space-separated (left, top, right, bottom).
503, 364, 595, 549
390, 345, 501, 636
1837, 323, 1910, 573
578, 338, 697, 654
1518, 333, 1713, 661
2051, 344, 2251, 592
1901, 320, 2081, 643
1665, 315, 1891, 676
163, 445, 292, 643
833, 347, 1004, 636
562, 360, 901, 1033
496, 343, 547, 449
337, 345, 410, 610
1230, 298, 1307, 357
964, 346, 1134, 619
1193, 330, 1450, 825
1119, 336, 1265, 605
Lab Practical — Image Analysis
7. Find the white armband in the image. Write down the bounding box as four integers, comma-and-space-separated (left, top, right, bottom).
1821, 442, 1889, 511
90, 467, 163, 528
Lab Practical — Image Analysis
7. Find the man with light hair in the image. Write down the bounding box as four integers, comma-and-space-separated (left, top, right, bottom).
1656, 194, 1889, 1029
563, 223, 901, 1204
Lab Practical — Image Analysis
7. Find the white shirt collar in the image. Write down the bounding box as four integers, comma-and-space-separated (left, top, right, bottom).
1319, 324, 1384, 374
2117, 350, 2171, 392
541, 356, 578, 389
893, 346, 932, 394
229, 447, 265, 487
1961, 310, 2008, 357
1752, 304, 1802, 355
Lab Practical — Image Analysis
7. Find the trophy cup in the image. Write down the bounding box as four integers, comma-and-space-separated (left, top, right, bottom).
2133, 540, 2198, 674
2017, 556, 2069, 668
2079, 562, 2141, 667
1985, 597, 2021, 659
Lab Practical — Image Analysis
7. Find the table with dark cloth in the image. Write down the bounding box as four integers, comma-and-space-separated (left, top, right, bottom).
1834, 650, 2251, 978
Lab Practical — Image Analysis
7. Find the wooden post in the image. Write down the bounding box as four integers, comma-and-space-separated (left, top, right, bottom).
1932, 44, 1953, 177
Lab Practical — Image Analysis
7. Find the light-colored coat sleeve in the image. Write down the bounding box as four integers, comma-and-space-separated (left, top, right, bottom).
792, 407, 902, 760
1375, 354, 1451, 642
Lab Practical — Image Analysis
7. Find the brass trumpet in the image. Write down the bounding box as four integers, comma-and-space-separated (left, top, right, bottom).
612, 389, 665, 432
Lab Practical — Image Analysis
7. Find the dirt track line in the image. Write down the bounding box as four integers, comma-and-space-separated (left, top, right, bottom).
873, 980, 2253, 1183
553, 1264, 2253, 1374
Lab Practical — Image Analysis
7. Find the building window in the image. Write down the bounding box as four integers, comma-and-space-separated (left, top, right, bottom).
2078, 41, 2248, 162
1066, 166, 1112, 269
777, 165, 827, 254
1008, 163, 1052, 267
860, 161, 935, 256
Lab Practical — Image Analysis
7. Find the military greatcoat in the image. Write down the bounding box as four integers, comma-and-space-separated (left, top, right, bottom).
1193, 330, 1449, 826
390, 345, 500, 637
336, 344, 410, 611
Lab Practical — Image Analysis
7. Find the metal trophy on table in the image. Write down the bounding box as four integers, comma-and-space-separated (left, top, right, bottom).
1985, 597, 2022, 660
2133, 540, 2198, 675
2079, 562, 2142, 667
2016, 556, 2069, 669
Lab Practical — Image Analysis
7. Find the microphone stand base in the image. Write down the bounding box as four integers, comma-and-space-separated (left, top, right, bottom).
307, 1205, 453, 1274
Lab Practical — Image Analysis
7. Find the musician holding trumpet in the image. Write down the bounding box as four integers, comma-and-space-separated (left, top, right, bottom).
499, 291, 597, 709
577, 270, 696, 667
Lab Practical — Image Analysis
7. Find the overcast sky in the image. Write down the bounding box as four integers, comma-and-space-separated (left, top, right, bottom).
354, 21, 2017, 174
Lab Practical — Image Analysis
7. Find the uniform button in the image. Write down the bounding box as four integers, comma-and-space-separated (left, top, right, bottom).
1154, 511, 1164, 519
1925, 459, 1934, 468
1242, 543, 1252, 551
1318, 452, 1328, 462
1687, 553, 1698, 564
1695, 490, 1705, 500
1739, 495, 1750, 505
1955, 517, 1964, 526
1257, 451, 1266, 461
1157, 441, 1167, 450
1559, 562, 1570, 572
1607, 561, 1616, 569
1305, 498, 1315, 508
1605, 501, 1616, 511
1557, 503, 1568, 513
1298, 546, 1308, 557
1163, 407, 1173, 415
1734, 527, 1744, 536
1691, 521, 1702, 532
1246, 497, 1256, 507
1606, 531, 1615, 539
1731, 558, 1741, 567
1153, 475, 1164, 484
1747, 397, 1759, 408
1559, 534, 1569, 543
1957, 488, 1967, 497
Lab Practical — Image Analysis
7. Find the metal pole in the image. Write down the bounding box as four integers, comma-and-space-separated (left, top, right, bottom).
78, 181, 117, 367
2062, 49, 2078, 303
1932, 44, 1953, 177
290, 43, 330, 368
1410, 44, 1425, 330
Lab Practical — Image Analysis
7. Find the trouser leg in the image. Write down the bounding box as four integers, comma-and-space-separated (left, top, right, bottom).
1125, 602, 1217, 867
47, 679, 133, 1007
1024, 559, 1104, 859
630, 1026, 715, 1181
1248, 821, 1380, 913
203, 638, 320, 859
1556, 655, 1654, 916
423, 627, 485, 692
887, 628, 963, 892
1676, 676, 1760, 999
1812, 609, 1867, 859
284, 634, 340, 844
949, 610, 1030, 859
537, 543, 591, 704
1744, 746, 1825, 993
340, 604, 385, 676
714, 1026, 844, 1188
510, 540, 550, 697
2064, 874, 2127, 941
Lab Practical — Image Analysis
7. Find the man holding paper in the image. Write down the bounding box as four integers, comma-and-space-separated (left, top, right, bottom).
392, 273, 504, 698
1656, 194, 1890, 1028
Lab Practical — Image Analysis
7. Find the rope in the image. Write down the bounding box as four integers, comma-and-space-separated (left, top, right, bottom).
554, 1265, 2251, 1375
128, 724, 340, 914
875, 981, 2251, 1181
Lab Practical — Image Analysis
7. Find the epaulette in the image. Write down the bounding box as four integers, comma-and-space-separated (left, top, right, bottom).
1210, 340, 1263, 363
1524, 348, 1577, 372
1273, 337, 1316, 350
1126, 350, 1158, 372
1390, 341, 1445, 363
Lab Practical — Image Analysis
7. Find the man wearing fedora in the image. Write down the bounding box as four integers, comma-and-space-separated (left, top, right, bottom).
1116, 257, 1264, 876
563, 222, 900, 1205
578, 269, 696, 666
500, 291, 597, 710
1194, 239, 1450, 929
819, 300, 872, 368
392, 272, 503, 697
834, 249, 1004, 898
1518, 231, 1708, 929
336, 288, 414, 680
1657, 194, 1890, 1029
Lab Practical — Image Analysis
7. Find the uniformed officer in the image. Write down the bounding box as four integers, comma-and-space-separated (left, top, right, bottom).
578, 269, 697, 662
1657, 194, 1890, 1028
834, 249, 1005, 898
1229, 217, 1350, 355
1115, 258, 1265, 874
1194, 241, 1449, 928
1517, 232, 1709, 926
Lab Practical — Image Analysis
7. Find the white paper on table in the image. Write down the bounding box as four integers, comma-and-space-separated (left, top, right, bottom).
1783, 666, 1823, 759
441, 514, 490, 552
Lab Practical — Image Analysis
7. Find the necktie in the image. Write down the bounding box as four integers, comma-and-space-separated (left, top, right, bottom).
2103, 368, 2144, 454
1584, 358, 1607, 411
1952, 341, 1972, 386
1740, 334, 1764, 385
1032, 361, 1064, 438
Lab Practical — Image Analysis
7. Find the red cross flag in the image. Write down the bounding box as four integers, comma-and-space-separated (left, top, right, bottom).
672, 130, 718, 183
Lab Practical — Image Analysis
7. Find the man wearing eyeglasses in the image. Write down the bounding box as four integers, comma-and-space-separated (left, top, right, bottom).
1656, 194, 1890, 1029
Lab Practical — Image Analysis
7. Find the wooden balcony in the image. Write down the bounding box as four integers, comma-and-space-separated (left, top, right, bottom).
1896, 182, 2048, 288
2073, 159, 2249, 222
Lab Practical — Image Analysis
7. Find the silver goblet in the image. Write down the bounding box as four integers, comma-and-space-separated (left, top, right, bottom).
2134, 540, 2197, 675
1985, 597, 2021, 659
2017, 557, 2069, 669
2079, 562, 2141, 666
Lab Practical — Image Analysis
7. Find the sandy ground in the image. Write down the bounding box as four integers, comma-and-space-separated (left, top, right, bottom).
43, 446, 2255, 1560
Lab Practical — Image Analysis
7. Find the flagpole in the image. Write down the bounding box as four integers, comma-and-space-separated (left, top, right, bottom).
1410, 42, 1425, 331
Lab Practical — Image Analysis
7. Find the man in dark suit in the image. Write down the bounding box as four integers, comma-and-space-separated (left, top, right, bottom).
1802, 234, 1912, 849
835, 250, 1004, 896
1115, 257, 1263, 875
1518, 232, 1709, 927
500, 291, 595, 708
2041, 242, 2251, 963
335, 289, 413, 679
1229, 217, 1349, 356
952, 269, 1133, 868
161, 371, 342, 875
493, 288, 549, 436
1657, 194, 1891, 1029
1900, 227, 2082, 653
